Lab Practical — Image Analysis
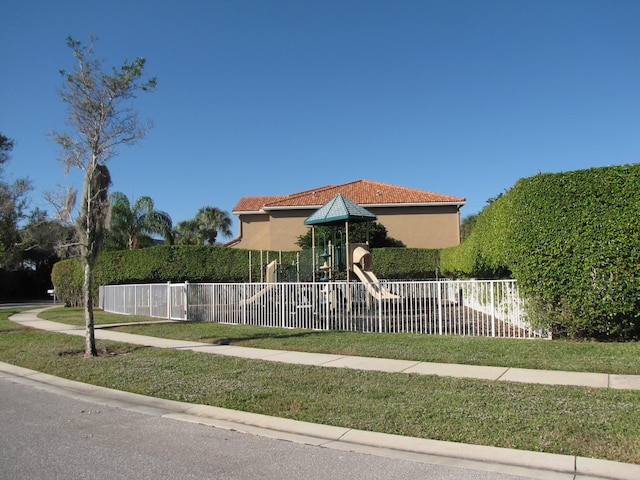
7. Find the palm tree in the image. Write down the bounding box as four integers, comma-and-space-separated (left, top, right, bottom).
173, 219, 200, 245
108, 192, 173, 249
195, 206, 232, 245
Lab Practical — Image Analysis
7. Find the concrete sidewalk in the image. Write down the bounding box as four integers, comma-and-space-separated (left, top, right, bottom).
10, 308, 640, 391
5, 307, 640, 480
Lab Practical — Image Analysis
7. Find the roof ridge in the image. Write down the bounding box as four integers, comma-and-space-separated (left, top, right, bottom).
265, 183, 340, 207
232, 179, 465, 212
361, 179, 449, 196
289, 183, 338, 197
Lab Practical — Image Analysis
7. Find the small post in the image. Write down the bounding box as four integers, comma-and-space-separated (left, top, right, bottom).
184, 281, 189, 320
166, 281, 171, 319
491, 280, 496, 337
437, 281, 443, 335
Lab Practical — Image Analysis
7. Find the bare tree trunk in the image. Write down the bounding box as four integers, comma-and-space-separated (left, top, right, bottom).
79, 163, 109, 358
51, 37, 155, 358
83, 259, 97, 357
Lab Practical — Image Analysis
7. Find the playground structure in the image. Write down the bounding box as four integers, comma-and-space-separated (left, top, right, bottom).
224, 194, 535, 335
349, 243, 400, 300
244, 193, 401, 305
98, 194, 544, 338
304, 193, 400, 301
239, 260, 277, 306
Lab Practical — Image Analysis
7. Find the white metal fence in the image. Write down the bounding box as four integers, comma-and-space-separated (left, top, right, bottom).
99, 279, 543, 338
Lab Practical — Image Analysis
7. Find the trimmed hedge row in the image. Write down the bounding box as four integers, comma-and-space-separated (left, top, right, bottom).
94, 245, 298, 285
440, 193, 513, 279
50, 258, 84, 307
51, 245, 440, 306
52, 246, 295, 306
441, 164, 640, 340
371, 248, 440, 279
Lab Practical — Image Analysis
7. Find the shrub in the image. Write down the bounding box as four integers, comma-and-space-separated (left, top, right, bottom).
50, 258, 84, 307
441, 164, 640, 340
509, 166, 640, 339
440, 192, 514, 279
51, 245, 440, 305
52, 246, 299, 305
372, 248, 439, 279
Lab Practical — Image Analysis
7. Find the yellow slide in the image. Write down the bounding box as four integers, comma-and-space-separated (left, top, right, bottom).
350, 245, 400, 300
240, 260, 278, 306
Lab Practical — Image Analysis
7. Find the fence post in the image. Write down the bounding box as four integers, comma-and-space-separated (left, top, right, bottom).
242, 283, 247, 325
184, 281, 189, 320
437, 281, 443, 335
491, 280, 496, 337
167, 281, 171, 320
281, 284, 286, 328
378, 283, 383, 333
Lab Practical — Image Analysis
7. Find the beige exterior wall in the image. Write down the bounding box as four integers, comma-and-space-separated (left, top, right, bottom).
268, 209, 316, 251
370, 205, 461, 249
233, 205, 461, 251
233, 213, 271, 250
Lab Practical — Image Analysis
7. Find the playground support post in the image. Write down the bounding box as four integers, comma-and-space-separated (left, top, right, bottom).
346, 221, 351, 311
312, 227, 316, 283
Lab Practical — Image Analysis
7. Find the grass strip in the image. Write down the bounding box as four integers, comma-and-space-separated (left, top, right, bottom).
3, 308, 640, 464
42, 307, 640, 375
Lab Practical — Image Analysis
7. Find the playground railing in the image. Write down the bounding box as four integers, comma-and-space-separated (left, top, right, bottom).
98, 279, 546, 338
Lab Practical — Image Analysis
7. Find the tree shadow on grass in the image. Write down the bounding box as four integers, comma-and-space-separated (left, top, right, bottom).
202, 329, 331, 346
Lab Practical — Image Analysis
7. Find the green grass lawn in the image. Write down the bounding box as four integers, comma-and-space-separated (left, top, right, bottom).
42, 307, 640, 375
3, 306, 640, 465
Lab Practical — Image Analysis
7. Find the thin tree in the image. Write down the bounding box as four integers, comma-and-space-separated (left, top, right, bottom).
195, 206, 232, 245
50, 36, 156, 357
109, 192, 173, 249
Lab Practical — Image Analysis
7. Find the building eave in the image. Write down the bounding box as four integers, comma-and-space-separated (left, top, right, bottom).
360, 201, 467, 208
232, 209, 269, 216
261, 201, 466, 212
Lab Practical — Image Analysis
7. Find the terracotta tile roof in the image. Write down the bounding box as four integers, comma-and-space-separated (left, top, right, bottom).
233, 180, 465, 213
233, 195, 288, 213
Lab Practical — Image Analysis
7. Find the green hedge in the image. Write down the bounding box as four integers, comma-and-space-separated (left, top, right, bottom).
440, 193, 513, 279
441, 164, 640, 340
509, 166, 640, 339
371, 248, 440, 279
51, 245, 440, 306
50, 257, 85, 307
52, 246, 298, 306
95, 245, 291, 284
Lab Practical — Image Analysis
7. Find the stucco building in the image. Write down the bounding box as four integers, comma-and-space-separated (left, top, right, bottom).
228, 179, 465, 251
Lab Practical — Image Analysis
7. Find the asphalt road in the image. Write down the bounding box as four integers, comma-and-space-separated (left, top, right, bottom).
0, 376, 538, 480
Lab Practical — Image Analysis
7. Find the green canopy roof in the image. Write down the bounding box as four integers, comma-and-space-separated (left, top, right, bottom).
304, 193, 377, 226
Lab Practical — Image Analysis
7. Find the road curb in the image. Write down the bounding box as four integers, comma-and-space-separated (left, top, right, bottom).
1, 361, 639, 480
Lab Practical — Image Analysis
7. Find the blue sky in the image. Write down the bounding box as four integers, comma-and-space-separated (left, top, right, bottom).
2, 0, 639, 241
